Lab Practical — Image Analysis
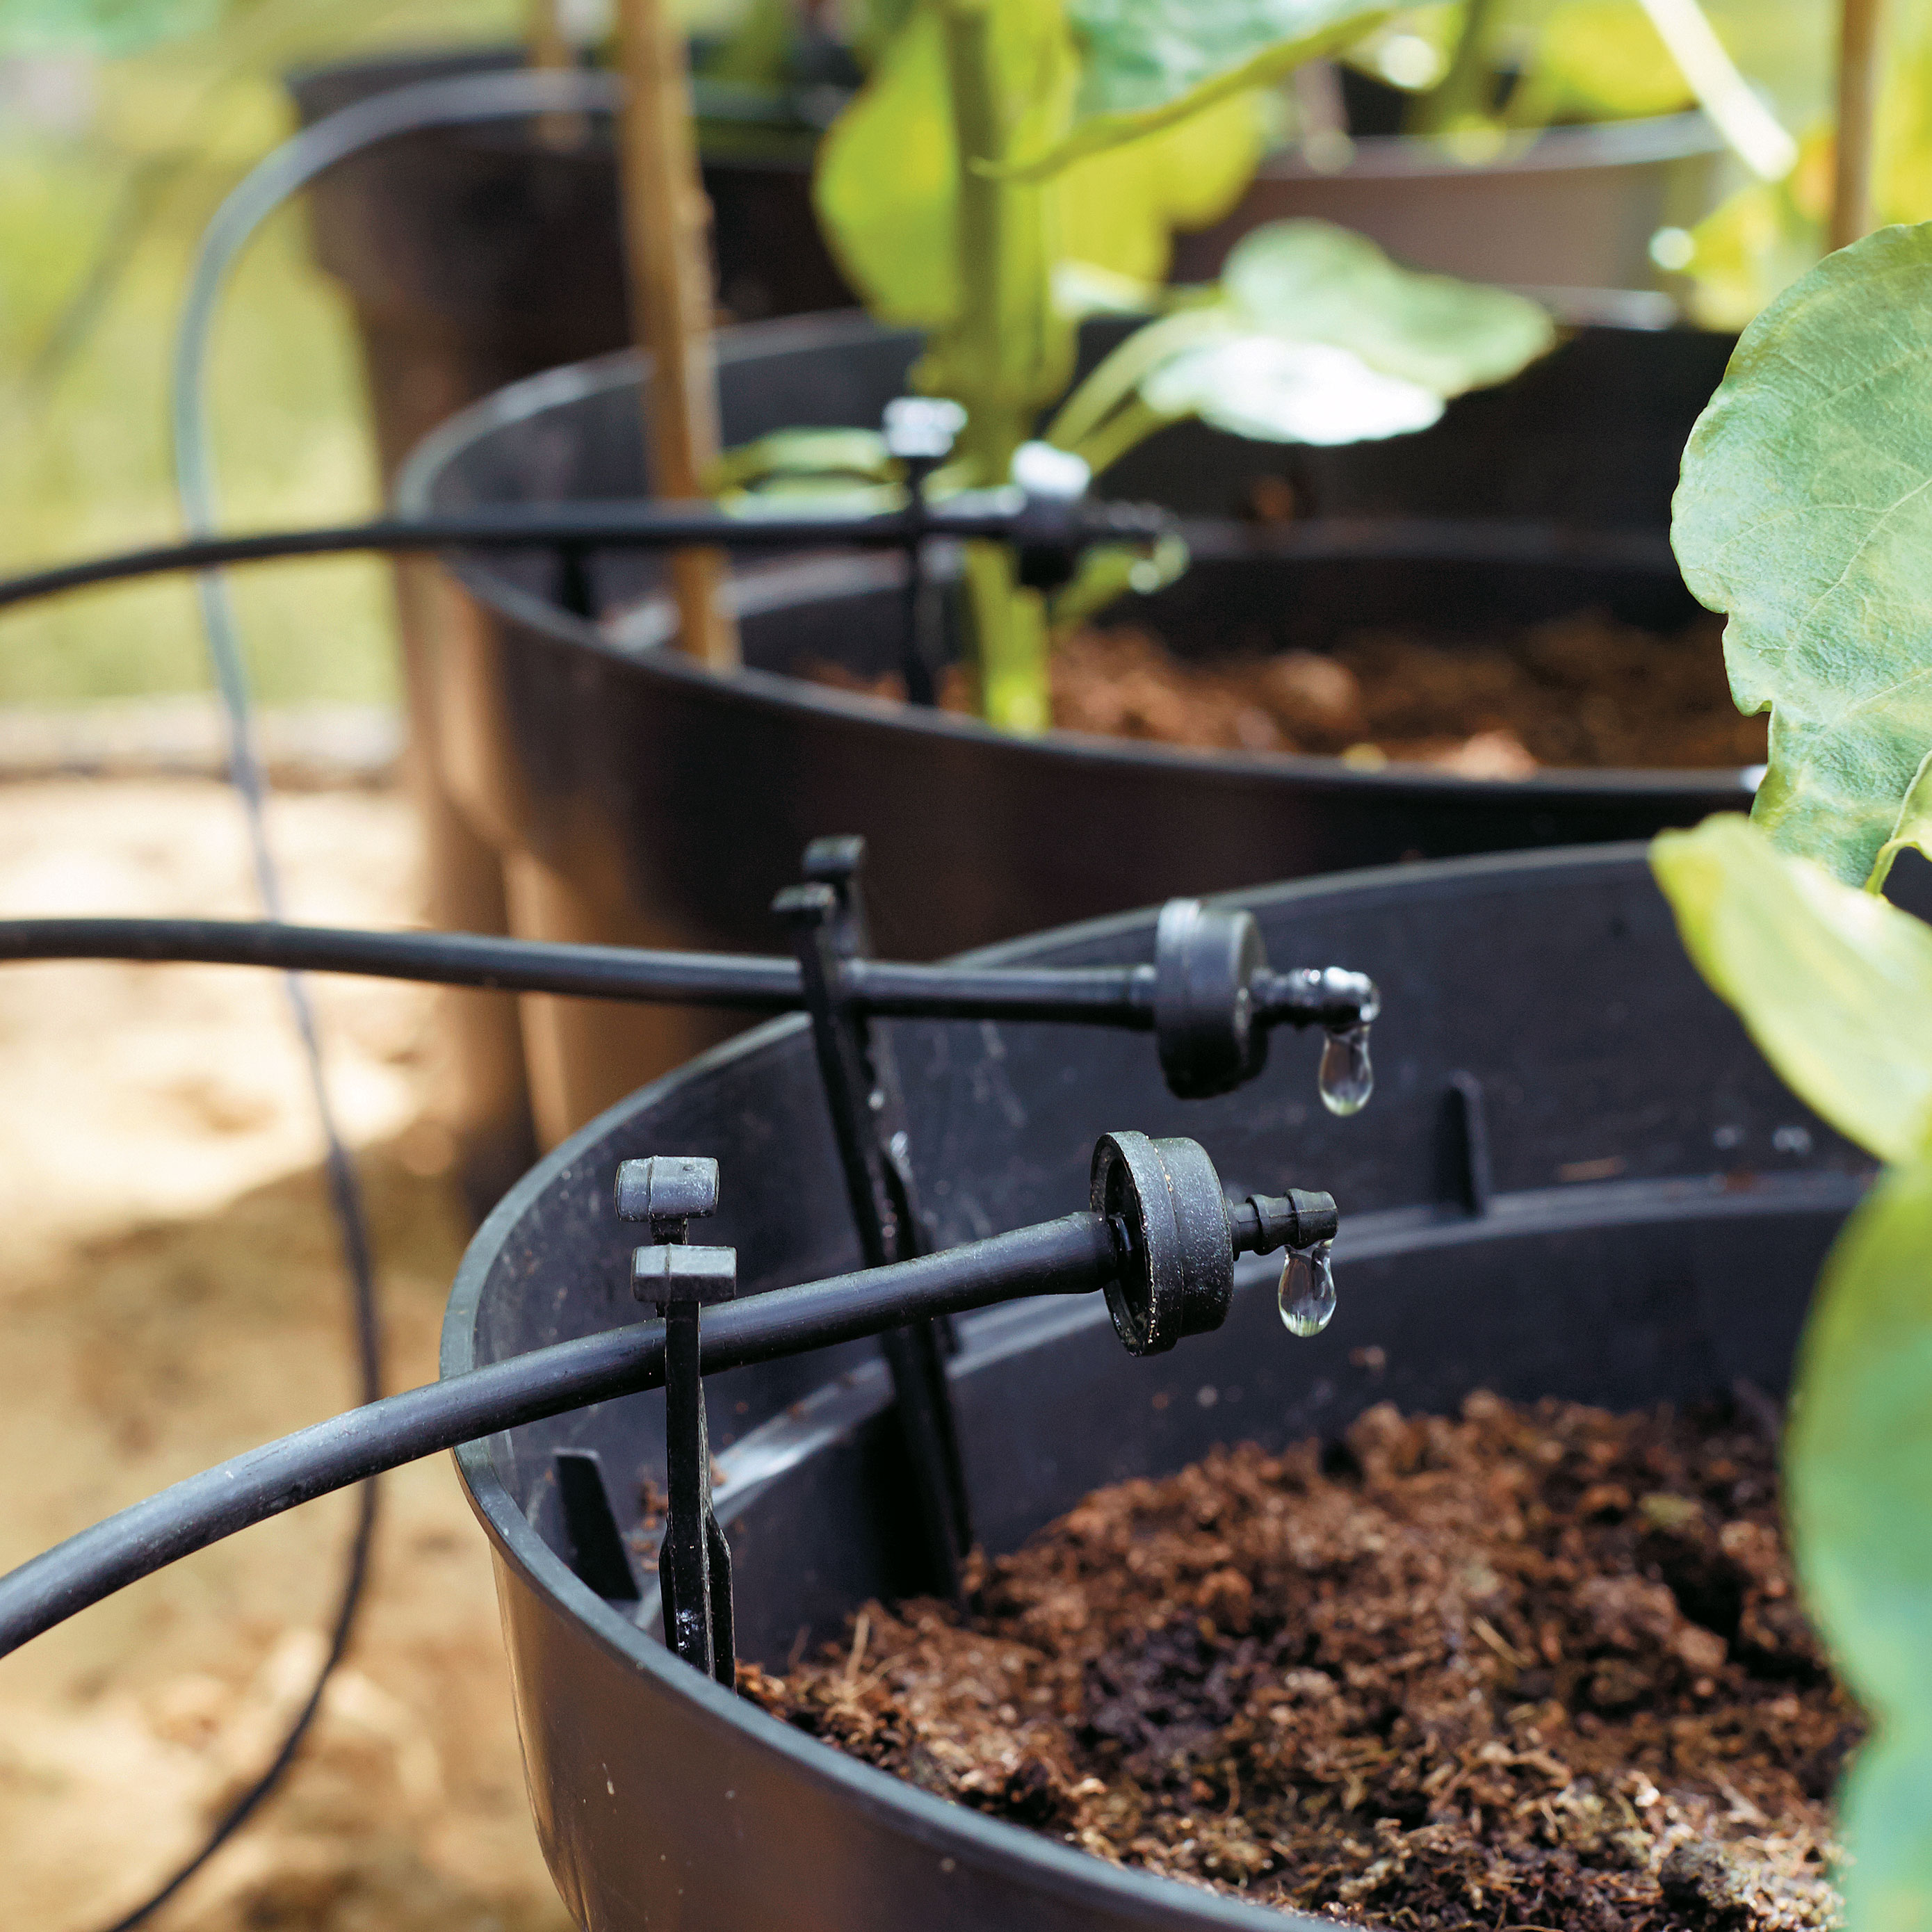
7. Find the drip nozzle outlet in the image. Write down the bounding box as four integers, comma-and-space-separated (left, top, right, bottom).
1228, 1189, 1339, 1257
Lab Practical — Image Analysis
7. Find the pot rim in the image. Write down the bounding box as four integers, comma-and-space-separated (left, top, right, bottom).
398, 327, 1755, 807
289, 46, 1720, 182
1255, 108, 1723, 182
438, 843, 1639, 1932
285, 41, 834, 158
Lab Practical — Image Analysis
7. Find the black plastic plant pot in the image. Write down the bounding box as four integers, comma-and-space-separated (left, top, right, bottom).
400, 311, 1747, 1133
441, 845, 1867, 1932
286, 47, 857, 478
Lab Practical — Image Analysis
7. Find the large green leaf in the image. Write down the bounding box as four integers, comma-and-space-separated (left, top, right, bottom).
0, 0, 222, 54
996, 2, 1386, 179
1786, 1154, 1932, 1932
1050, 93, 1264, 282
1219, 219, 1557, 395
1673, 225, 1932, 888
1140, 333, 1446, 444
1517, 0, 1693, 122
1055, 220, 1553, 457
814, 0, 1264, 342
811, 5, 969, 329
1650, 813, 1932, 1165
1068, 0, 1383, 115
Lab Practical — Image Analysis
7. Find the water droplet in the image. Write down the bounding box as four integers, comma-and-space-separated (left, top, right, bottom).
1278, 1241, 1336, 1337
1318, 1024, 1373, 1114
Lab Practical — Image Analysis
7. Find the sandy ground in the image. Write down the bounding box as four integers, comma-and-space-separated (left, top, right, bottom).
0, 776, 573, 1931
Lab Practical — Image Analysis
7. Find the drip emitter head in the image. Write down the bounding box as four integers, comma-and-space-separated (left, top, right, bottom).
1153, 898, 1380, 1106
1091, 1130, 1340, 1356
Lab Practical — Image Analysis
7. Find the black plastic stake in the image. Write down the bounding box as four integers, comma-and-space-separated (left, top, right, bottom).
617, 1156, 736, 1685
774, 837, 973, 1599
882, 397, 964, 708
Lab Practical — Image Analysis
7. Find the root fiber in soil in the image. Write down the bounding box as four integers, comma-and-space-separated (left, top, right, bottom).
743, 1393, 1855, 1932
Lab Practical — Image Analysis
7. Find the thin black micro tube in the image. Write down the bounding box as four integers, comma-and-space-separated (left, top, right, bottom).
0, 918, 1376, 1033
82, 67, 633, 1932
0, 500, 1148, 618
0, 1212, 1124, 1662
35, 61, 1158, 1924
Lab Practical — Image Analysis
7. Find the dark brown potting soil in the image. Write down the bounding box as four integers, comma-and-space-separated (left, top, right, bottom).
741, 1393, 1855, 1931
804, 610, 1767, 774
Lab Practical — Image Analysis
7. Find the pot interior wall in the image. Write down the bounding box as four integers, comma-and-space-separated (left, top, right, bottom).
428, 319, 1732, 542
428, 317, 1724, 676
450, 850, 1878, 1627
716, 1189, 1838, 1666
583, 542, 1705, 698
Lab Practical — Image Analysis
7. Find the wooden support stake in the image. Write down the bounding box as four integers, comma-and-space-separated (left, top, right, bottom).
1830, 0, 1885, 251
615, 0, 741, 671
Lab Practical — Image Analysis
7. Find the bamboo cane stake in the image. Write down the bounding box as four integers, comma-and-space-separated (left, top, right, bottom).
615, 0, 741, 671
1830, 0, 1885, 250
527, 0, 587, 149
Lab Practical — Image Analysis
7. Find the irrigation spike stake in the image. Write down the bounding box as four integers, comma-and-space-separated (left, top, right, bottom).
882, 398, 963, 708
0, 1131, 1347, 1679
617, 1161, 733, 1682
626, 1234, 738, 1685
774, 844, 973, 1600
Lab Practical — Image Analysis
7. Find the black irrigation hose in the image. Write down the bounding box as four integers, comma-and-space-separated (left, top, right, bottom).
0, 1213, 1121, 1661
94, 68, 622, 1932
0, 917, 1370, 1033
0, 500, 1166, 618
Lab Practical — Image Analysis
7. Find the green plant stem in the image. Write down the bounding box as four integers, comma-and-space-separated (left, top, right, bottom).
937, 0, 1057, 729
1068, 393, 1179, 477
939, 0, 1036, 485
1043, 307, 1222, 455
966, 540, 1050, 733
1409, 0, 1501, 134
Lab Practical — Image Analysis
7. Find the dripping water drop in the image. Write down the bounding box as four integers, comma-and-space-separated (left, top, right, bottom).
1318, 1024, 1373, 1115
1277, 1241, 1336, 1337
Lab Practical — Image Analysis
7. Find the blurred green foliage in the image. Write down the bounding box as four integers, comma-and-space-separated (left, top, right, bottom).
0, 0, 530, 710
1671, 0, 1932, 326
1655, 227, 1932, 1932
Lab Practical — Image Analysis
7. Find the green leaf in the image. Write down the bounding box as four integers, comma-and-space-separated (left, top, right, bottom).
1673, 225, 1932, 888
1785, 1154, 1932, 1932
811, 6, 966, 328
1141, 334, 1445, 444
1872, 748, 1932, 895
1650, 813, 1932, 1165
1068, 0, 1383, 117
815, 1, 1267, 363
711, 428, 895, 493
1219, 219, 1558, 396
1055, 220, 1553, 457
1050, 92, 1265, 280
1522, 0, 1694, 122
0, 0, 222, 54
992, 3, 1387, 180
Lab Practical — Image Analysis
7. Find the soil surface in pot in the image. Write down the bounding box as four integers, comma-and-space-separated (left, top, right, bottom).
807, 610, 1764, 775
741, 1392, 1852, 1932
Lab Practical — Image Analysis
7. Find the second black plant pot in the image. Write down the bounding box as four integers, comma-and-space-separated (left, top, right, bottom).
402, 313, 1746, 1139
